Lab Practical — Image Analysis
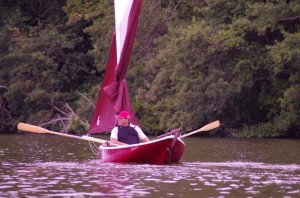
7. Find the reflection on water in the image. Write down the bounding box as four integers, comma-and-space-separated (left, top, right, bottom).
0, 134, 300, 197
1, 161, 300, 197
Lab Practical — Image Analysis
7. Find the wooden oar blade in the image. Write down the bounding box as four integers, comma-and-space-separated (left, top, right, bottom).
17, 123, 50, 134
17, 122, 119, 147
199, 120, 220, 132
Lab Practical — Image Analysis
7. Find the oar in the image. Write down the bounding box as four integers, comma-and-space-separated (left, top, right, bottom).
17, 122, 119, 146
180, 120, 220, 138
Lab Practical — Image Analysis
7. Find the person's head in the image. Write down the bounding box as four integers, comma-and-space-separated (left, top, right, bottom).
115, 111, 131, 126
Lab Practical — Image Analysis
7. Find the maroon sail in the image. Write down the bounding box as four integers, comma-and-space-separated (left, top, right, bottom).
88, 0, 142, 133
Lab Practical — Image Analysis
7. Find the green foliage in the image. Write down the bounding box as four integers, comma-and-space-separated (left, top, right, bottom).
133, 0, 300, 137
0, 0, 94, 132
69, 113, 89, 135
63, 0, 114, 72
0, 0, 299, 137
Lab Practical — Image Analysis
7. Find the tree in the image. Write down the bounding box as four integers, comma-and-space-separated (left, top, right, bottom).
0, 0, 94, 132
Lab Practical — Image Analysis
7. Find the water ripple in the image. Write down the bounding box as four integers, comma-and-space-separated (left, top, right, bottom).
1, 160, 300, 197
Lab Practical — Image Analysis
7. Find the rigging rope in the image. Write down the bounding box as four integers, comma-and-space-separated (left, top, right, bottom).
86, 135, 100, 156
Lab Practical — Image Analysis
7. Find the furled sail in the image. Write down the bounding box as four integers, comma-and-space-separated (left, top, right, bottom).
88, 0, 142, 133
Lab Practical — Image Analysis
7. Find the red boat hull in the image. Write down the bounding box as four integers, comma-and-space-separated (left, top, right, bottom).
99, 136, 185, 164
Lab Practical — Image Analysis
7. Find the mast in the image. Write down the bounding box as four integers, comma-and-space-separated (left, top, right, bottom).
88, 0, 142, 134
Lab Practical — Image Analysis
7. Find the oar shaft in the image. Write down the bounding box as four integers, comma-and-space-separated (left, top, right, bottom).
181, 128, 202, 138
81, 136, 119, 146
181, 120, 220, 138
45, 129, 84, 140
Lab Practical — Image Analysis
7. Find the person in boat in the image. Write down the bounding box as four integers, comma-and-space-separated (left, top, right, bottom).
110, 111, 150, 145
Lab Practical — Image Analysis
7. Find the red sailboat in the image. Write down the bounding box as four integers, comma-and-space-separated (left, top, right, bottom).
17, 0, 220, 164
87, 0, 185, 164
86, 0, 220, 164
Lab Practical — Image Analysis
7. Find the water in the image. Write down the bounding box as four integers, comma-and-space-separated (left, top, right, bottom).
1, 134, 300, 197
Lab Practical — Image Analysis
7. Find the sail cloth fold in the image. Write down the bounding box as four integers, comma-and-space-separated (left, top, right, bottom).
88, 0, 142, 134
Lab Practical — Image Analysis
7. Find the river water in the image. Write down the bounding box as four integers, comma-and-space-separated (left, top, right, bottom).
0, 134, 300, 197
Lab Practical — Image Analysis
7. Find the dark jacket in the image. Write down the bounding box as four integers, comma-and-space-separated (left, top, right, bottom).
117, 125, 139, 144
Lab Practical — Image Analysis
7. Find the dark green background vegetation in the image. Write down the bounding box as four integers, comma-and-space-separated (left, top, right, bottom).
0, 0, 299, 137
